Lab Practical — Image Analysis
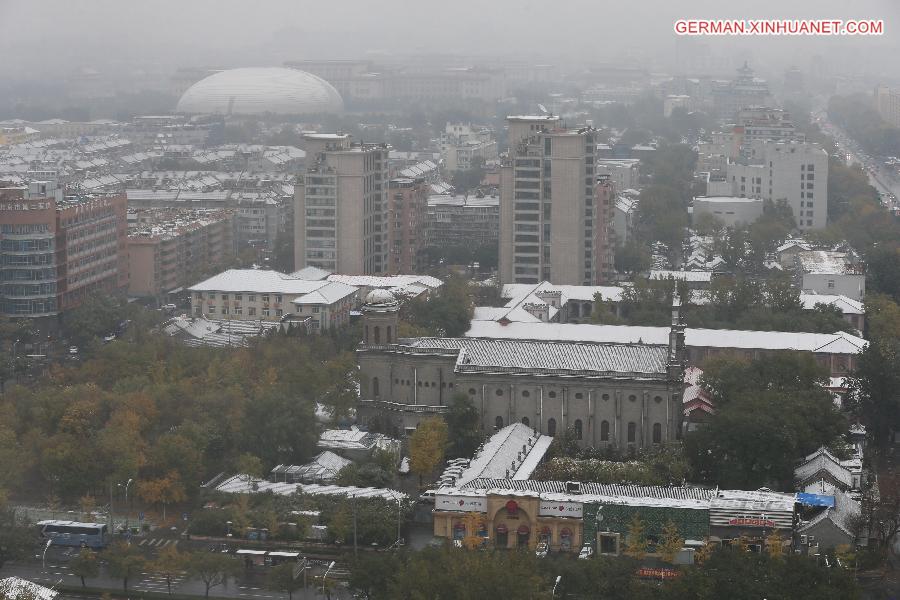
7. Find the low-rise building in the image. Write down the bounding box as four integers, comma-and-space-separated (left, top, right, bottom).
692, 196, 764, 227
796, 251, 865, 301
188, 269, 357, 330
595, 159, 640, 192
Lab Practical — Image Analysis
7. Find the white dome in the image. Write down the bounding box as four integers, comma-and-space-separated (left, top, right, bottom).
364, 289, 398, 307
176, 68, 344, 116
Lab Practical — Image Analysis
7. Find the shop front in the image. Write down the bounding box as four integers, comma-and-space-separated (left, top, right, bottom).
708, 492, 795, 551
582, 501, 709, 557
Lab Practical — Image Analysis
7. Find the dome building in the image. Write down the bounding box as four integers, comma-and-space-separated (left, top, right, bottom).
176, 67, 344, 116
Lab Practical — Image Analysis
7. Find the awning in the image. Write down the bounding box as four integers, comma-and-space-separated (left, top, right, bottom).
796, 493, 836, 508
496, 524, 508, 534
517, 524, 530, 535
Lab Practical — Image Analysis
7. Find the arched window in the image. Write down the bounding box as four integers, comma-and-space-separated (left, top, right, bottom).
386, 325, 392, 344
372, 377, 380, 399
600, 420, 610, 441
547, 418, 557, 437
495, 416, 503, 429
627, 422, 637, 443
374, 326, 381, 344
653, 423, 662, 444
574, 419, 583, 440
521, 417, 530, 427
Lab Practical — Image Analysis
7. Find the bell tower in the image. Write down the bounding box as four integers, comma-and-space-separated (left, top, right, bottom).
361, 289, 400, 345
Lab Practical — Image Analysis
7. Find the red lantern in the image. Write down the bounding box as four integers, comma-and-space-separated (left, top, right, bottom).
505, 500, 519, 517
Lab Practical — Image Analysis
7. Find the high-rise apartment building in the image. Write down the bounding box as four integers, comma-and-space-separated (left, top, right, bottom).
387, 178, 427, 274
127, 209, 235, 298
726, 140, 828, 231
874, 85, 900, 129
294, 133, 389, 274
500, 116, 609, 285
0, 182, 127, 318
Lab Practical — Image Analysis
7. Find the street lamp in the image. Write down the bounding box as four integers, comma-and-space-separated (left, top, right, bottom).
120, 479, 133, 532
42, 539, 53, 571
395, 497, 403, 548
552, 575, 561, 598
321, 560, 336, 594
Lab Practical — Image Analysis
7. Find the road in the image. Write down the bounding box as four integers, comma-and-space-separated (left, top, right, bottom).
0, 544, 353, 600
815, 111, 900, 211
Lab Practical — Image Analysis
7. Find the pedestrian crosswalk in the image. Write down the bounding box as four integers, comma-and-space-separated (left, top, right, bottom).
137, 538, 179, 548
132, 570, 188, 593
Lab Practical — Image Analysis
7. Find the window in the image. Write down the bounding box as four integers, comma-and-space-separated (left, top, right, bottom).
262, 309, 270, 317
654, 395, 663, 404
496, 388, 504, 396
522, 390, 530, 398
547, 418, 557, 437
575, 392, 583, 399
248, 307, 256, 316
827, 279, 835, 289
627, 422, 636, 443
495, 416, 503, 429
275, 295, 282, 303
374, 326, 381, 344
628, 394, 637, 403
373, 377, 380, 398
548, 391, 557, 398
313, 306, 320, 313
262, 294, 270, 303
574, 419, 583, 440
521, 417, 530, 427
235, 294, 242, 301
235, 307, 242, 315
208, 306, 216, 314
222, 307, 229, 315
469, 388, 477, 396
222, 293, 229, 300
602, 393, 610, 401
248, 295, 256, 302
652, 423, 662, 444
600, 420, 610, 441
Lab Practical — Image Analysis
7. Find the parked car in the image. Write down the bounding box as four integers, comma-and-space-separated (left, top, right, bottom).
578, 545, 594, 560
535, 541, 549, 558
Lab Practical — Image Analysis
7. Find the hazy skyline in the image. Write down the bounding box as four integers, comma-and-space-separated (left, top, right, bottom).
1, 0, 898, 84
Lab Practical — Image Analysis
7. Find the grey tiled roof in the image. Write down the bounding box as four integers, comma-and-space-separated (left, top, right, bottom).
461, 478, 714, 500
406, 338, 668, 378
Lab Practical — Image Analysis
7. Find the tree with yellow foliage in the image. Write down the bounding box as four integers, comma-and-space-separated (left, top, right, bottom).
136, 471, 187, 521
692, 538, 715, 565
624, 514, 648, 560
461, 512, 485, 550
409, 418, 448, 486
765, 529, 784, 558
657, 520, 684, 563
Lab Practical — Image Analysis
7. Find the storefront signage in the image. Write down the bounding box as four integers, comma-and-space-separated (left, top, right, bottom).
637, 567, 679, 580
435, 494, 486, 513
727, 517, 775, 528
538, 501, 583, 518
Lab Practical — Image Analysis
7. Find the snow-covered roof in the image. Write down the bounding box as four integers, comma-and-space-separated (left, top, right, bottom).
464, 321, 867, 355
189, 269, 348, 297
0, 578, 58, 600
326, 274, 443, 290
215, 474, 405, 501
796, 251, 857, 275
795, 447, 853, 489
649, 270, 714, 282
454, 423, 552, 487
292, 281, 357, 305
799, 293, 864, 315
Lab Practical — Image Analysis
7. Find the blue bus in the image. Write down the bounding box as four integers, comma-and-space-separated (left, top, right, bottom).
37, 520, 109, 549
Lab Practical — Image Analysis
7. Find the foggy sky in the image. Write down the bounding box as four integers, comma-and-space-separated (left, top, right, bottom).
1, 0, 899, 84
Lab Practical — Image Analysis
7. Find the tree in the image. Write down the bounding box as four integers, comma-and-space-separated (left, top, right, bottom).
187, 551, 237, 598
461, 511, 485, 550
624, 515, 648, 560
692, 539, 715, 565
266, 562, 302, 600
657, 521, 684, 563
349, 552, 400, 600
136, 472, 187, 520
106, 541, 146, 592
405, 276, 473, 337
69, 549, 100, 588
234, 453, 266, 481
152, 545, 186, 595
445, 393, 483, 459
765, 529, 785, 558
409, 418, 448, 485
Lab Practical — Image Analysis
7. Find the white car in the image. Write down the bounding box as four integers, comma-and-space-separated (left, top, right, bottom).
535, 542, 549, 558
578, 545, 594, 560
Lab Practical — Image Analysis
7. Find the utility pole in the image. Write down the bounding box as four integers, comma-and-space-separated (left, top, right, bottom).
108, 481, 114, 534
353, 494, 358, 556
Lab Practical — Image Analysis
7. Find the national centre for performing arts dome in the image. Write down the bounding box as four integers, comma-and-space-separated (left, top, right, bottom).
176, 67, 344, 116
